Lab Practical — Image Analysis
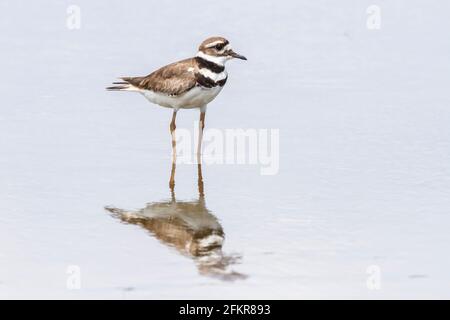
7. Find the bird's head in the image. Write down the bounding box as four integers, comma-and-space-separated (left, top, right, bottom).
197, 36, 247, 65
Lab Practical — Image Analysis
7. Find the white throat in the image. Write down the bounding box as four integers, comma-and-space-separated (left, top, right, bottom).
196, 51, 229, 66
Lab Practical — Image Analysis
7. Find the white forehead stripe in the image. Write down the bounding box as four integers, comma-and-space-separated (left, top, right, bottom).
205, 40, 226, 48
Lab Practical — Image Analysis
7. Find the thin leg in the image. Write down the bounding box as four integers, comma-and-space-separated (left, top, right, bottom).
169, 110, 177, 192
197, 163, 204, 199
170, 110, 177, 163
196, 111, 206, 163
169, 161, 176, 200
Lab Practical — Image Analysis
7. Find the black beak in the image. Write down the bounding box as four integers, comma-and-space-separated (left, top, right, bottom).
228, 50, 247, 60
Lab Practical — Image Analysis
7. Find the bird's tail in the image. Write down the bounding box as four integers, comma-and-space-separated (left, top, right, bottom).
104, 206, 127, 216
106, 78, 138, 91
105, 206, 141, 221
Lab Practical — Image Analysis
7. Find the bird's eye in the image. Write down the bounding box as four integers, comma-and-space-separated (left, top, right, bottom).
215, 43, 224, 50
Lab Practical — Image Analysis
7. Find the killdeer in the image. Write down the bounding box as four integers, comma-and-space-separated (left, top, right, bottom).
107, 36, 246, 157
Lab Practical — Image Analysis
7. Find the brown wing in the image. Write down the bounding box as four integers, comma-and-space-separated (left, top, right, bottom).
121, 58, 197, 96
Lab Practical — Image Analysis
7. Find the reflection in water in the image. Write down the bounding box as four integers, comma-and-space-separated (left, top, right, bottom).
105, 163, 246, 281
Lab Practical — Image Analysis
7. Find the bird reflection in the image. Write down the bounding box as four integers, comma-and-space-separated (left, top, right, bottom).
105, 163, 246, 281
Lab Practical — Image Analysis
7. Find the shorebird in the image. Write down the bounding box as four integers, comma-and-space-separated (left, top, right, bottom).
107, 36, 246, 157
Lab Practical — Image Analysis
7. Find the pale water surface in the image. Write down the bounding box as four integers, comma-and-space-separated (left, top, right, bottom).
1, 1, 450, 299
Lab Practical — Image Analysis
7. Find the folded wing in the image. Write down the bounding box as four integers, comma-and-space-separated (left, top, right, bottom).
118, 58, 198, 96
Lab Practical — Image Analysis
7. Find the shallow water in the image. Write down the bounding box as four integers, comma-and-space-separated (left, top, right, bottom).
1, 1, 450, 299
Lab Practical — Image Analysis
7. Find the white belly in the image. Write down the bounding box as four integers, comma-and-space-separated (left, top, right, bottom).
140, 86, 223, 110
